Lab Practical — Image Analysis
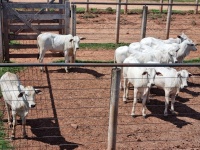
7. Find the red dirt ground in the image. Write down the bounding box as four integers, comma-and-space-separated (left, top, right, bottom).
1, 11, 200, 150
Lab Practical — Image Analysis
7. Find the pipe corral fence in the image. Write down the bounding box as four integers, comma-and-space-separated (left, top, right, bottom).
1, 0, 200, 61
0, 63, 200, 149
0, 0, 200, 150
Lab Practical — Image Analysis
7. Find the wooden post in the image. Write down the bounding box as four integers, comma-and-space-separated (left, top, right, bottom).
195, 0, 199, 14
64, 1, 70, 34
160, 0, 163, 13
166, 0, 173, 39
124, 0, 128, 14
141, 6, 148, 39
0, 1, 3, 62
71, 4, 76, 36
86, 0, 89, 12
2, 2, 9, 62
115, 0, 121, 44
59, 0, 64, 34
107, 67, 121, 150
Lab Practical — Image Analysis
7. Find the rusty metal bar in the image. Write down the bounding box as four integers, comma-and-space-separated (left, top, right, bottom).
0, 63, 200, 67
71, 2, 200, 6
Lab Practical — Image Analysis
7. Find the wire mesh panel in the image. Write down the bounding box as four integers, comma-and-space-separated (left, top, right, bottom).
116, 66, 200, 149
0, 65, 112, 149
0, 64, 200, 149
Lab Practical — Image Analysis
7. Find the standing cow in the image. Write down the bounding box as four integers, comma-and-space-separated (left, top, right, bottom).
37, 32, 85, 72
0, 72, 42, 140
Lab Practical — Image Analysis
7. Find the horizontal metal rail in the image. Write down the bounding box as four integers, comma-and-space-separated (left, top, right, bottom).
71, 2, 200, 6
0, 63, 200, 67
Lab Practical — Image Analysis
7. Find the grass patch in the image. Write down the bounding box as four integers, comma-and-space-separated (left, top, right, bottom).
76, 6, 194, 15
80, 43, 128, 50
183, 58, 200, 63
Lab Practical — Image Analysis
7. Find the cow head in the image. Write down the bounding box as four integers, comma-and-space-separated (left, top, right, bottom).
72, 36, 86, 50
18, 85, 42, 108
145, 68, 162, 88
168, 49, 178, 63
178, 70, 192, 89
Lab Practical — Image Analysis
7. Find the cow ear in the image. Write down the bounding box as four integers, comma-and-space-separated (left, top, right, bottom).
177, 72, 181, 78
189, 73, 192, 77
156, 72, 162, 76
142, 71, 147, 75
35, 89, 42, 94
69, 39, 73, 42
177, 35, 181, 38
80, 37, 86, 40
18, 91, 25, 98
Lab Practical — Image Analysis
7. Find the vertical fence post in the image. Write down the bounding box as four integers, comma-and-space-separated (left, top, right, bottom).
71, 4, 76, 36
64, 0, 70, 34
107, 67, 121, 150
124, 0, 128, 14
160, 0, 163, 13
115, 0, 121, 44
195, 0, 199, 14
86, 0, 89, 12
2, 2, 9, 62
141, 5, 148, 39
166, 0, 173, 39
0, 1, 3, 62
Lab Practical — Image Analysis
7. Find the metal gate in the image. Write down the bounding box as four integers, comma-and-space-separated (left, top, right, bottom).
0, 0, 70, 61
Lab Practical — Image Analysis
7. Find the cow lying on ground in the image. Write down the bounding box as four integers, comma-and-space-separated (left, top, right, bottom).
0, 72, 42, 140
37, 32, 85, 72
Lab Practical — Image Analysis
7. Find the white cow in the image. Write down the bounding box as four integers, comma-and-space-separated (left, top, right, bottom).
114, 45, 129, 64
153, 68, 192, 116
176, 39, 197, 63
123, 57, 161, 117
140, 32, 191, 46
0, 72, 42, 140
131, 47, 178, 63
37, 32, 85, 72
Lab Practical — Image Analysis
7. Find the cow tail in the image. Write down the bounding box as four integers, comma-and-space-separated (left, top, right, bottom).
114, 52, 116, 63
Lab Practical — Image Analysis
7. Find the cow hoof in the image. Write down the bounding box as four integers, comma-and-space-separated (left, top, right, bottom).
9, 124, 13, 128
10, 136, 15, 141
131, 114, 135, 118
23, 135, 28, 139
164, 114, 168, 117
123, 101, 127, 104
143, 115, 147, 118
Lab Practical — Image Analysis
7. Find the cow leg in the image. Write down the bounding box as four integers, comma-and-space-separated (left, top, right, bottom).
142, 88, 149, 118
72, 51, 76, 63
164, 90, 170, 116
5, 103, 12, 128
170, 94, 176, 115
38, 49, 46, 72
131, 88, 138, 117
11, 110, 17, 140
64, 51, 70, 72
123, 77, 128, 103
21, 116, 27, 138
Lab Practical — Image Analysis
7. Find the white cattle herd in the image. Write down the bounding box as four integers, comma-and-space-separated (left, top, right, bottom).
114, 32, 197, 117
0, 32, 197, 140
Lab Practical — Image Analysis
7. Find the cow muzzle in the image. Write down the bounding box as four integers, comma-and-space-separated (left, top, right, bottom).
30, 104, 36, 108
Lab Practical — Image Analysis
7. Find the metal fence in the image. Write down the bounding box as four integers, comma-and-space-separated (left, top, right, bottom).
0, 63, 200, 149
71, 1, 200, 44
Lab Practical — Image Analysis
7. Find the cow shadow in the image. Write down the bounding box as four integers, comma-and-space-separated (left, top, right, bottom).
25, 118, 80, 150
48, 67, 105, 78
146, 97, 200, 128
